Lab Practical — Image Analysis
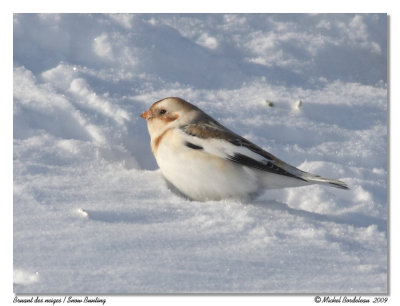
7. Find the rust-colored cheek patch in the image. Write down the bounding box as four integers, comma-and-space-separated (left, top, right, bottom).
161, 114, 179, 123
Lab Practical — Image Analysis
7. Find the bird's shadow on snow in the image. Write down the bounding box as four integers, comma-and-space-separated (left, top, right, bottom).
80, 197, 386, 237
78, 172, 386, 235
250, 199, 387, 234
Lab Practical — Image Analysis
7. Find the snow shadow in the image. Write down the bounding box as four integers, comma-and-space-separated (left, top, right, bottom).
252, 200, 387, 234
82, 208, 182, 225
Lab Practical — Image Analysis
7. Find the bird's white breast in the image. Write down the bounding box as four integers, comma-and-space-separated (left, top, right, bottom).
154, 129, 260, 201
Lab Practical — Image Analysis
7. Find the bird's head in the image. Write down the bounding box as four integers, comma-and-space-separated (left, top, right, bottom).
141, 97, 200, 139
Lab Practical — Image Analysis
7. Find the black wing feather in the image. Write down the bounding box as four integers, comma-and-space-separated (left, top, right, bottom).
185, 141, 203, 150
227, 153, 307, 181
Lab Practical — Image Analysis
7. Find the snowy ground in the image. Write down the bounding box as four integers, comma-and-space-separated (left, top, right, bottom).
13, 13, 387, 293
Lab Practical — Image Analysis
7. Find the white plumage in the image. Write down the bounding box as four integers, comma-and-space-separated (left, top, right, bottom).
141, 97, 348, 201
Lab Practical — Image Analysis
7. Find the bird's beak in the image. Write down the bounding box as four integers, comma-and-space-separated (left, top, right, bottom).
141, 109, 152, 120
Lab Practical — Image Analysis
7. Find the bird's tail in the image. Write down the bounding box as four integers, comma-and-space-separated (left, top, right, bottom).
304, 173, 349, 190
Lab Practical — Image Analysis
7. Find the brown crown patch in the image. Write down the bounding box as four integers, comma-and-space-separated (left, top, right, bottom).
151, 97, 198, 112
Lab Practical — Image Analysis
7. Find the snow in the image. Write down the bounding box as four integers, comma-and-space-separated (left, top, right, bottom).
13, 13, 387, 293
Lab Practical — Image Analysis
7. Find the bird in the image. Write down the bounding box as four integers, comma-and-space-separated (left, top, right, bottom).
141, 97, 348, 201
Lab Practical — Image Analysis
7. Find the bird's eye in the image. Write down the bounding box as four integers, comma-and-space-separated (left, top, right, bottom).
159, 109, 167, 115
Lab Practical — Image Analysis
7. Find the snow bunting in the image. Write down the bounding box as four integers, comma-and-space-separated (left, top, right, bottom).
141, 97, 348, 201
